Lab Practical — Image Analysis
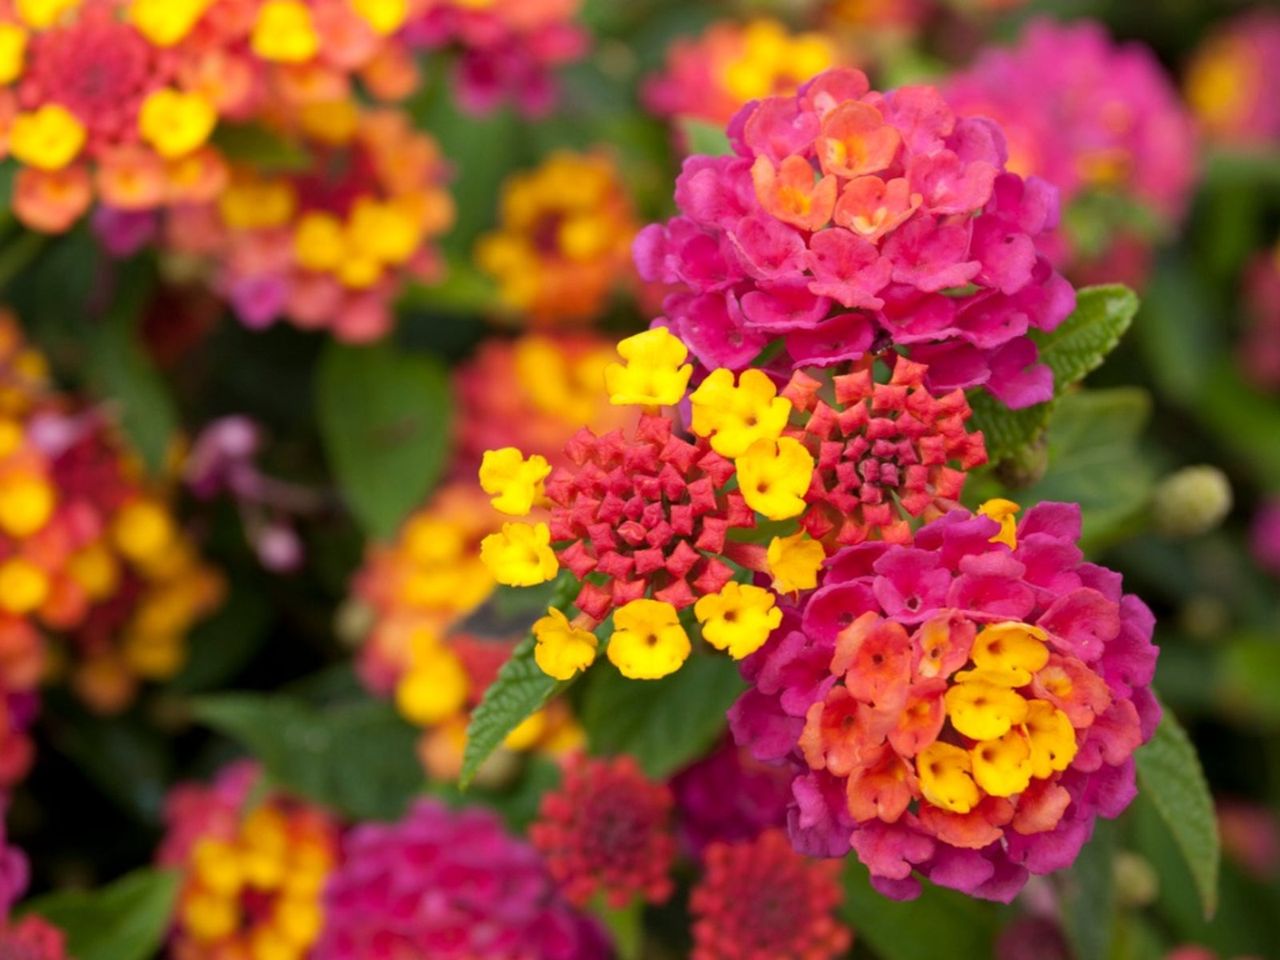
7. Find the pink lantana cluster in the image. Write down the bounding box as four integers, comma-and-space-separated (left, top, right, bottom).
635, 67, 1075, 408
314, 800, 610, 960
1240, 243, 1280, 392
1185, 9, 1280, 148
405, 0, 588, 116
729, 502, 1160, 901
945, 19, 1196, 279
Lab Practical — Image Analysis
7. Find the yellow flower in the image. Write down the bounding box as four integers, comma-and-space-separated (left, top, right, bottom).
478, 447, 550, 516
532, 607, 598, 680
251, 0, 319, 63
1023, 699, 1078, 779
766, 532, 824, 593
970, 729, 1033, 798
970, 622, 1048, 686
694, 582, 781, 659
138, 89, 217, 160
916, 741, 980, 814
294, 212, 346, 272
112, 499, 174, 564
0, 557, 48, 615
604, 328, 692, 408
9, 104, 86, 172
479, 521, 558, 586
944, 676, 1029, 742
350, 0, 408, 35
395, 645, 469, 726
978, 498, 1021, 549
347, 197, 420, 265
0, 24, 28, 86
14, 0, 78, 29
736, 437, 813, 521
606, 598, 691, 679
0, 472, 53, 538
689, 368, 792, 458
128, 0, 208, 46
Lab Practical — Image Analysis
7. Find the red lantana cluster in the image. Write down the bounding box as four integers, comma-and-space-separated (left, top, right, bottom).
547, 414, 756, 621
531, 755, 676, 909
784, 357, 988, 547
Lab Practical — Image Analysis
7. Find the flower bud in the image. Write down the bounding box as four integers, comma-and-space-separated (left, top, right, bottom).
1152, 465, 1233, 537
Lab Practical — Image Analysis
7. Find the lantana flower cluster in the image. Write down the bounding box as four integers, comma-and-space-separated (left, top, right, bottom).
944, 19, 1196, 282
0, 313, 222, 715
404, 0, 587, 117
159, 761, 341, 960
636, 67, 1076, 408
1240, 239, 1280, 392
1185, 9, 1280, 148
0, 0, 422, 234
0, 815, 69, 960
315, 799, 610, 960
477, 324, 989, 682
160, 106, 454, 341
643, 18, 837, 129
476, 151, 638, 327
730, 502, 1160, 901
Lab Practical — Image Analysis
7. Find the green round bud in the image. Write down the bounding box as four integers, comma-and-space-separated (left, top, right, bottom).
1152, 465, 1233, 538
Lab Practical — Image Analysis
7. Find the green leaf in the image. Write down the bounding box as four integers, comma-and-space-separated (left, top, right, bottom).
211, 122, 311, 172
192, 693, 424, 820
580, 654, 744, 779
23, 869, 180, 960
841, 860, 1000, 960
1194, 360, 1280, 485
316, 340, 451, 539
1217, 634, 1280, 728
1134, 709, 1219, 919
1020, 388, 1154, 547
460, 632, 568, 788
1058, 818, 1117, 960
678, 118, 731, 157
86, 264, 178, 474
969, 284, 1140, 462
169, 583, 271, 693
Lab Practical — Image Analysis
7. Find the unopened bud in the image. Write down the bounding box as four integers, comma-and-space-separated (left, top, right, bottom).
1152, 465, 1232, 537
995, 436, 1049, 489
1113, 850, 1159, 907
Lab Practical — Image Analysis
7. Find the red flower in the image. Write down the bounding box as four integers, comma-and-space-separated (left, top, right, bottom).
690, 830, 851, 960
530, 754, 676, 908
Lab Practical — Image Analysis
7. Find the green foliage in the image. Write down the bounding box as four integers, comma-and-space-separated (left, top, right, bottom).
1134, 709, 1220, 919
192, 693, 424, 820
211, 123, 311, 172
1020, 388, 1154, 546
580, 654, 744, 779
1059, 819, 1118, 960
23, 869, 179, 960
678, 118, 731, 157
970, 284, 1140, 462
841, 861, 1001, 960
316, 340, 451, 539
460, 631, 569, 788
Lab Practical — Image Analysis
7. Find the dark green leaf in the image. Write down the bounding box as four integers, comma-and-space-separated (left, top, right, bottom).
460, 632, 568, 788
969, 284, 1140, 462
580, 654, 744, 779
1058, 818, 1117, 960
678, 118, 731, 157
1134, 709, 1219, 918
192, 693, 424, 820
841, 860, 1000, 960
169, 584, 272, 693
211, 123, 310, 172
316, 340, 452, 539
23, 869, 180, 960
1193, 360, 1280, 484
86, 264, 177, 474
1020, 388, 1154, 547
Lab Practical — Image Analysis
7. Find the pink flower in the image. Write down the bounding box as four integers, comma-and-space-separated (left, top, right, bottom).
315, 800, 609, 960
636, 68, 1074, 407
1251, 499, 1280, 578
729, 502, 1160, 902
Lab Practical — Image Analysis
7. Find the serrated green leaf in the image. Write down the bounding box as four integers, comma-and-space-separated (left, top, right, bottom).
1058, 818, 1117, 960
461, 632, 568, 787
580, 654, 744, 779
23, 869, 179, 960
841, 860, 1000, 960
679, 118, 731, 157
969, 284, 1140, 462
1135, 709, 1219, 918
192, 693, 423, 820
1020, 388, 1154, 547
316, 341, 451, 539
